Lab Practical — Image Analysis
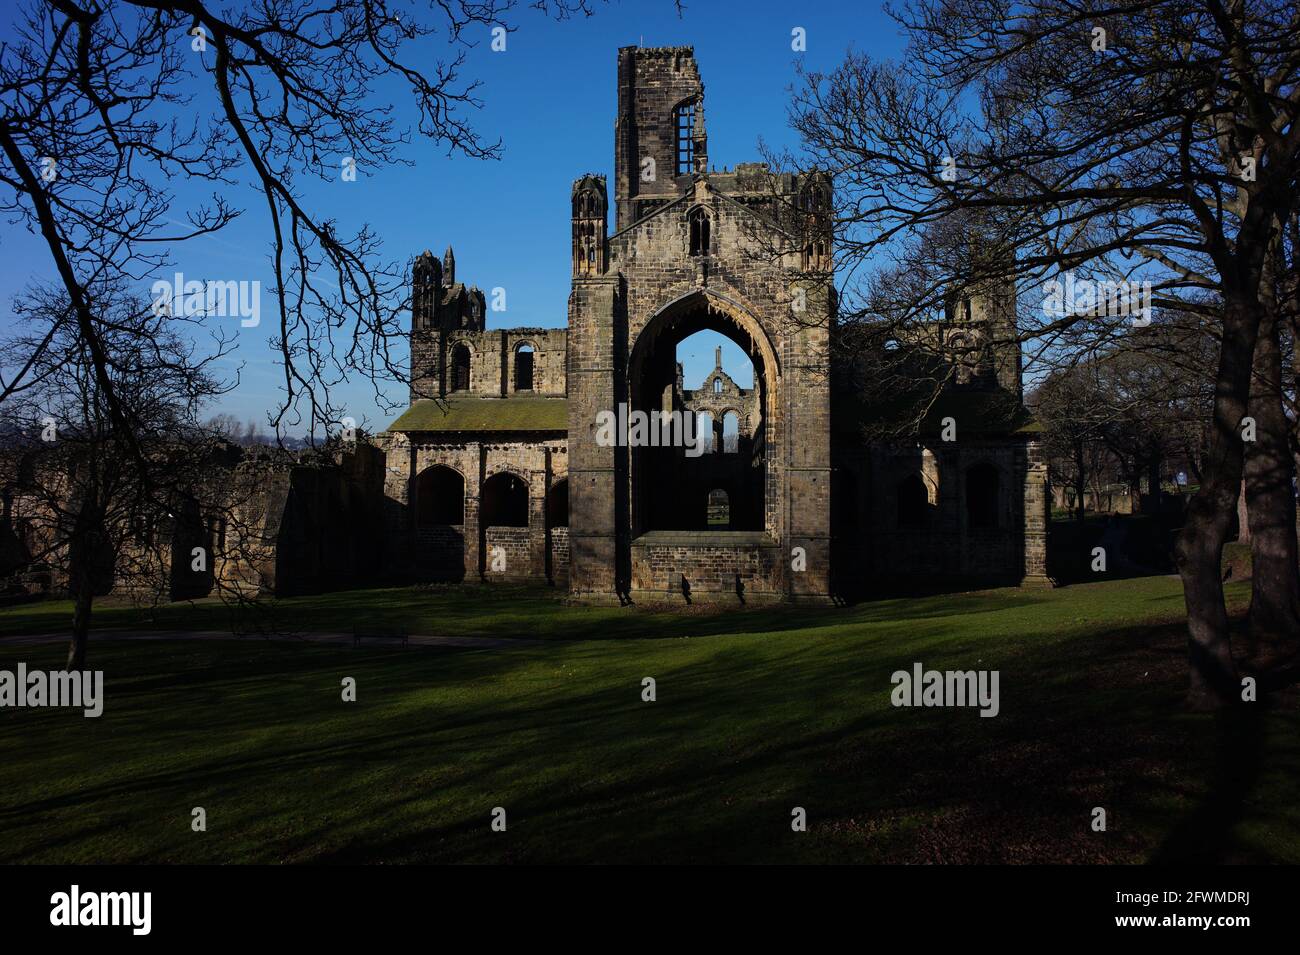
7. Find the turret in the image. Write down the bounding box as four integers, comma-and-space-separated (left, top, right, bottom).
572, 174, 608, 277
443, 245, 456, 286
412, 249, 441, 330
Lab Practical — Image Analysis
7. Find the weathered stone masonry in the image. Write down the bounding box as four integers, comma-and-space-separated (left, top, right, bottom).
377, 45, 1050, 601
9, 46, 1049, 602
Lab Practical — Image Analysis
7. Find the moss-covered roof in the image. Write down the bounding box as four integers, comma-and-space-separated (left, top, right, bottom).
386, 396, 568, 434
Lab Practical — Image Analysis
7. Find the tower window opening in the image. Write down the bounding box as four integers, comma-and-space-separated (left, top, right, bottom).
675, 100, 697, 176
514, 344, 535, 392
451, 343, 470, 392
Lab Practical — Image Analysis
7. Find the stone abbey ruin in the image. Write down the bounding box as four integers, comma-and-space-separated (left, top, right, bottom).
1, 46, 1050, 605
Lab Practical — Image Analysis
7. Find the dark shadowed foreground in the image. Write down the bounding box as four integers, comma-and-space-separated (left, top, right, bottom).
0, 577, 1295, 863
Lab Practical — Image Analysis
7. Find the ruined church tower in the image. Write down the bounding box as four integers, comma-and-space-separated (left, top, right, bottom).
567, 46, 835, 602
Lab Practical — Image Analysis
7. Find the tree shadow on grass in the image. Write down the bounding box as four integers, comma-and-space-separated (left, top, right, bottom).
2, 605, 1296, 864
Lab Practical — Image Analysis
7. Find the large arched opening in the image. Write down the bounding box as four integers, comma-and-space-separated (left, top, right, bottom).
416, 465, 465, 526
481, 472, 529, 528
414, 464, 466, 581
628, 291, 778, 536
480, 470, 530, 579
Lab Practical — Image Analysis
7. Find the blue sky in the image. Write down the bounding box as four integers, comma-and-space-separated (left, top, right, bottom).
0, 0, 904, 434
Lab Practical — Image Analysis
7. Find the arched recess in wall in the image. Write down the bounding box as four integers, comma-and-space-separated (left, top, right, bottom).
966, 461, 1001, 529
706, 488, 730, 529
481, 471, 529, 527
688, 206, 711, 256
514, 342, 535, 392
450, 343, 471, 392
628, 289, 780, 536
546, 479, 569, 528
416, 465, 464, 526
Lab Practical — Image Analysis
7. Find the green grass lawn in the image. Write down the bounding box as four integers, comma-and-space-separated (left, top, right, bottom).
2, 575, 1296, 864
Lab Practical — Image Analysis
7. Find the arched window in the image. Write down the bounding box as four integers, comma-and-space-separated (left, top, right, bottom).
897, 474, 930, 529
696, 411, 715, 453
722, 411, 739, 453
713, 378, 723, 394
799, 179, 831, 270
689, 207, 711, 256
948, 333, 974, 385
514, 343, 534, 392
416, 465, 464, 526
966, 463, 1000, 529
573, 190, 598, 218
707, 489, 730, 529
546, 480, 569, 528
799, 180, 830, 214
450, 343, 470, 392
481, 472, 529, 527
583, 223, 597, 271
675, 100, 697, 175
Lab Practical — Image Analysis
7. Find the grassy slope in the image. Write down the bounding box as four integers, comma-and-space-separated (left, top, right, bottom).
1, 576, 1296, 864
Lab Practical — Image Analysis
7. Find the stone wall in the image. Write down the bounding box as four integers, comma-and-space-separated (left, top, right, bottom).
416, 525, 466, 581
437, 327, 568, 398
614, 46, 703, 230
830, 436, 1050, 593
484, 526, 531, 579
380, 432, 567, 583
218, 442, 388, 596
549, 525, 570, 585
629, 531, 782, 601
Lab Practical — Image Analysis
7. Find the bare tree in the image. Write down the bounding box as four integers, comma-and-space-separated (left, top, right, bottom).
1033, 365, 1108, 523
0, 282, 236, 667
781, 0, 1300, 707
0, 0, 603, 442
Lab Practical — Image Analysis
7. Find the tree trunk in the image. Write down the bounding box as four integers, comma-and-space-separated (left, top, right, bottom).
1074, 442, 1087, 523
1235, 479, 1250, 543
1245, 300, 1300, 648
65, 502, 104, 670
67, 580, 92, 670
1146, 453, 1163, 515
1174, 298, 1259, 710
